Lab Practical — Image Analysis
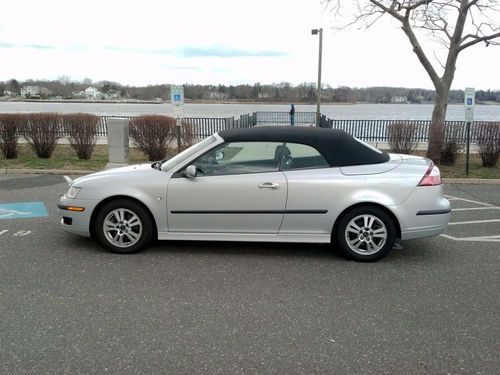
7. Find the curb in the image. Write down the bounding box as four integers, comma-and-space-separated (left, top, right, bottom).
443, 178, 500, 185
2, 168, 500, 185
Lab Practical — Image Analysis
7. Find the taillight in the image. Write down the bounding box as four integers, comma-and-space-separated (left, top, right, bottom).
418, 162, 442, 186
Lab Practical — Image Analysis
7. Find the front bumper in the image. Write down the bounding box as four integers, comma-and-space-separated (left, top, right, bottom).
58, 196, 99, 237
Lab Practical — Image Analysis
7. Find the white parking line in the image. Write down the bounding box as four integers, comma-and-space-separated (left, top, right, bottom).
448, 219, 500, 225
440, 234, 500, 243
452, 207, 500, 211
441, 195, 500, 243
63, 175, 72, 184
445, 194, 492, 207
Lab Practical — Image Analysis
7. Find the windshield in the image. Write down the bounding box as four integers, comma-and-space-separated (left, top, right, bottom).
161, 135, 217, 171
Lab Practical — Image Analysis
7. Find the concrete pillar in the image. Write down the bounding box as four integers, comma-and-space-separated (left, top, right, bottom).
105, 118, 129, 169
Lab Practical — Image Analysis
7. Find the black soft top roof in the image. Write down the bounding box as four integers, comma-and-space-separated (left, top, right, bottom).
218, 126, 389, 167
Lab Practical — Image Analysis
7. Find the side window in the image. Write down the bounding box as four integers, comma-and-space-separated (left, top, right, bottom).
281, 143, 329, 170
194, 142, 284, 176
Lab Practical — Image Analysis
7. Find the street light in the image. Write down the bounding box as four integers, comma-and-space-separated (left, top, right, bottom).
311, 28, 323, 127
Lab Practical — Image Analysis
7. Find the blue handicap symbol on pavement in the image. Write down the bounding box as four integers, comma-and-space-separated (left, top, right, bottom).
0, 202, 48, 220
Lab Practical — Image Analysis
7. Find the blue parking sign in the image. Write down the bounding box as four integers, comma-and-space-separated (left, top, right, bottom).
466, 98, 472, 106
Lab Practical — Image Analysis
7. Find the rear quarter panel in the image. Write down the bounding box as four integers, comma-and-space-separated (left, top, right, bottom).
280, 164, 425, 235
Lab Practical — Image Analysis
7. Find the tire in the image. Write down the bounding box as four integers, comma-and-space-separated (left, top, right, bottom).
334, 206, 396, 262
94, 199, 153, 254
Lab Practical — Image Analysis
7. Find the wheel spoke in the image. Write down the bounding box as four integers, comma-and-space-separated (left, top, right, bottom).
372, 229, 387, 239
349, 238, 362, 250
347, 222, 361, 234
127, 231, 139, 240
104, 220, 117, 230
127, 215, 140, 228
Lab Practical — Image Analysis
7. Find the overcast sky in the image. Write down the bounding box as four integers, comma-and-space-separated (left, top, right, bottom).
0, 0, 499, 90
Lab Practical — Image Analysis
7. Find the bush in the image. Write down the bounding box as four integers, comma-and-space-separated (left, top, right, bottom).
63, 113, 99, 159
129, 115, 176, 161
387, 121, 418, 154
440, 123, 465, 166
0, 113, 23, 159
180, 121, 196, 148
476, 122, 500, 167
21, 113, 62, 158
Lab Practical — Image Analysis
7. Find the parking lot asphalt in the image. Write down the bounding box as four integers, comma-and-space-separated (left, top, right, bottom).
0, 174, 499, 374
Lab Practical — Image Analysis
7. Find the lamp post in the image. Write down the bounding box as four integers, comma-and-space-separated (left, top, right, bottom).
311, 28, 323, 127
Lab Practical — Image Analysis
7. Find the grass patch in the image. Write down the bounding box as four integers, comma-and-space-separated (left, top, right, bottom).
0, 144, 498, 179
436, 153, 499, 179
0, 144, 150, 171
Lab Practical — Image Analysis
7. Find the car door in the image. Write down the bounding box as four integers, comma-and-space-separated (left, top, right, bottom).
279, 142, 338, 235
167, 141, 287, 233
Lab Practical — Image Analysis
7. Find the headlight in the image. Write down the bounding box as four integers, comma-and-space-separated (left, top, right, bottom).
65, 186, 81, 199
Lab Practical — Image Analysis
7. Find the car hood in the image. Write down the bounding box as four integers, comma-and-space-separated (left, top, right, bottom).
72, 164, 164, 187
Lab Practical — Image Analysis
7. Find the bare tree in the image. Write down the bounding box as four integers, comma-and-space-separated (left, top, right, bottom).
328, 0, 500, 160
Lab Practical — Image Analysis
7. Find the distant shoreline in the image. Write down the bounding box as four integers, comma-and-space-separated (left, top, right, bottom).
0, 98, 499, 106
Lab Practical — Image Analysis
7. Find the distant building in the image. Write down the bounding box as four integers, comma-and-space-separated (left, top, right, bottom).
391, 95, 408, 104
106, 89, 121, 99
85, 86, 102, 99
20, 85, 40, 97
207, 91, 228, 100
258, 92, 270, 99
20, 85, 50, 98
2, 90, 12, 97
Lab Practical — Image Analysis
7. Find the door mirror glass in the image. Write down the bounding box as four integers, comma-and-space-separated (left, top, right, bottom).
184, 165, 197, 179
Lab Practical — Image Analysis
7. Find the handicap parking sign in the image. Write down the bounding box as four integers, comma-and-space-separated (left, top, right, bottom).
0, 202, 48, 220
466, 98, 472, 106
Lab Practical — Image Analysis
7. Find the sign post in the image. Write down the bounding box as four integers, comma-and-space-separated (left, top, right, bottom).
170, 85, 184, 153
464, 87, 475, 176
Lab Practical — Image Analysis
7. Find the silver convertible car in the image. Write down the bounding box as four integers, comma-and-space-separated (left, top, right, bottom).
58, 127, 450, 261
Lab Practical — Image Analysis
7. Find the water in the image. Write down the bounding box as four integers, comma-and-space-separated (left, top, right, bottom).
0, 101, 499, 121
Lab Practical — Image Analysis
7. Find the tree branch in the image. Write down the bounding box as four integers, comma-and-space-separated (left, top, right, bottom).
459, 31, 500, 51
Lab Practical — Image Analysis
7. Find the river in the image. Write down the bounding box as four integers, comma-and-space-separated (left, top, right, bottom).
0, 101, 499, 121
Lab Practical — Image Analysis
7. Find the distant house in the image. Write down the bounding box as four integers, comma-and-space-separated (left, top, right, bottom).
85, 86, 102, 99
20, 85, 40, 97
73, 91, 86, 98
258, 92, 270, 99
391, 95, 408, 104
20, 85, 50, 98
207, 91, 228, 100
106, 89, 121, 99
2, 90, 12, 97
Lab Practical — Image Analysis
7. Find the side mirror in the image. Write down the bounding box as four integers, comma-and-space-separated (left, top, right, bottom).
184, 165, 197, 179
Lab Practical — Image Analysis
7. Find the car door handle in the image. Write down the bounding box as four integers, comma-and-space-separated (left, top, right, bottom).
258, 182, 280, 190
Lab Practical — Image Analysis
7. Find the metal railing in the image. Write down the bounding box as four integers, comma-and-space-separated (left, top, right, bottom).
84, 114, 500, 143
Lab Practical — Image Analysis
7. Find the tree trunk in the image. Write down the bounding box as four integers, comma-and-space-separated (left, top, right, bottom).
426, 88, 449, 161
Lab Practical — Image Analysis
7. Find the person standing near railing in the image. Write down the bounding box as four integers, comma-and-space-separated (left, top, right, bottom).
289, 104, 295, 126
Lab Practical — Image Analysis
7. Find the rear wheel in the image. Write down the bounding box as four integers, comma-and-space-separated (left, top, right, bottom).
335, 206, 396, 262
94, 199, 153, 254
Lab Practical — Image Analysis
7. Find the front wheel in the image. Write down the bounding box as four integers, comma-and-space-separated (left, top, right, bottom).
334, 206, 396, 262
94, 199, 153, 254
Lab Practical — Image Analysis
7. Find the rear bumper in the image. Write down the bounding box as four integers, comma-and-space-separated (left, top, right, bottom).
391, 185, 450, 241
400, 212, 450, 240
